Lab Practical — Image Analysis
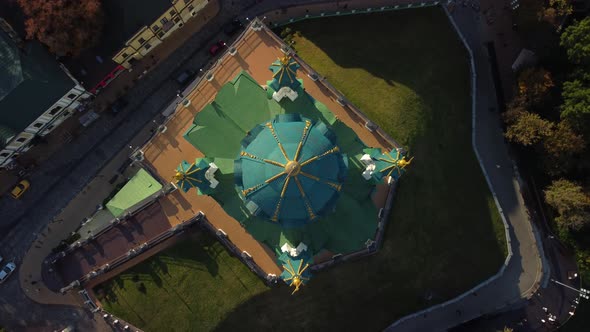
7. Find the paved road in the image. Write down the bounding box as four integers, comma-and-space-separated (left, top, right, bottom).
386, 3, 547, 332
453, 183, 580, 331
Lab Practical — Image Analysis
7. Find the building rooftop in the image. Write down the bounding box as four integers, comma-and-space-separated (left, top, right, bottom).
268, 55, 301, 92
0, 30, 75, 145
106, 168, 163, 217
139, 25, 393, 274
235, 113, 348, 227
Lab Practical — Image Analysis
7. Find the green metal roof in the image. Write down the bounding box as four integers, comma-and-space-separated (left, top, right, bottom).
175, 158, 215, 195
278, 251, 312, 294
183, 71, 337, 159
106, 168, 163, 217
268, 55, 301, 92
363, 147, 411, 183
183, 70, 379, 256
0, 31, 75, 136
235, 114, 348, 227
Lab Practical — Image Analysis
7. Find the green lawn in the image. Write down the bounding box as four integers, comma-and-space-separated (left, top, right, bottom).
95, 232, 268, 331
95, 7, 507, 331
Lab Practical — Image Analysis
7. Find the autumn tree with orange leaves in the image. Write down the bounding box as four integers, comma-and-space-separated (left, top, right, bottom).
18, 0, 104, 56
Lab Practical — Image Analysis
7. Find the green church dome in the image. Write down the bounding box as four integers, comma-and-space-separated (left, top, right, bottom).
234, 114, 348, 228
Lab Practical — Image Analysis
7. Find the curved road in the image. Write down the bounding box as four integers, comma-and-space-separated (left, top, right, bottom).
386, 3, 547, 332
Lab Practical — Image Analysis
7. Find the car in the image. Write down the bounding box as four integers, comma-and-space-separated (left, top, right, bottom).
175, 69, 196, 86
110, 98, 129, 114
10, 180, 30, 199
223, 18, 244, 36
0, 262, 16, 283
209, 40, 226, 56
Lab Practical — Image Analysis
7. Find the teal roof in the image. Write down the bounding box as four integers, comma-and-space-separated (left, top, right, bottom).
184, 70, 380, 256
278, 251, 312, 293
268, 55, 301, 92
0, 30, 75, 142
364, 147, 410, 183
175, 158, 215, 195
106, 168, 163, 217
234, 114, 348, 228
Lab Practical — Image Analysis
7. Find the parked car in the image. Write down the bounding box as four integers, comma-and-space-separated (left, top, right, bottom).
175, 69, 196, 86
223, 18, 244, 36
10, 179, 30, 199
209, 40, 226, 56
0, 262, 16, 283
110, 98, 129, 114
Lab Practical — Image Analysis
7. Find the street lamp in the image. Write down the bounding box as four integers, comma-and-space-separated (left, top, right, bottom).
551, 279, 590, 299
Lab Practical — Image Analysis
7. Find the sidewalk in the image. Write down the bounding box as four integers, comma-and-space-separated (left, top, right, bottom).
386, 3, 545, 331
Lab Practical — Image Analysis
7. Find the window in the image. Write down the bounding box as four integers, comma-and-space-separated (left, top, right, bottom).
174, 17, 181, 24
138, 37, 146, 44
33, 122, 43, 128
16, 137, 27, 143
144, 43, 152, 51
157, 31, 165, 38
160, 17, 169, 25
48, 106, 62, 116
169, 9, 176, 16
152, 25, 160, 31
122, 52, 129, 58
67, 93, 77, 99
0, 152, 10, 158
188, 4, 194, 11
45, 125, 55, 131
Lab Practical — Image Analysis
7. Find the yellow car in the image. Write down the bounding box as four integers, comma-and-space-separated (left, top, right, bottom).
10, 180, 30, 199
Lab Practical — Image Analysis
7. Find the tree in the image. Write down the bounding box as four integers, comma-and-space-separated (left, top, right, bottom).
561, 78, 590, 123
17, 0, 104, 56
504, 107, 554, 146
544, 121, 585, 157
539, 0, 573, 27
545, 179, 590, 230
560, 17, 590, 65
517, 68, 554, 106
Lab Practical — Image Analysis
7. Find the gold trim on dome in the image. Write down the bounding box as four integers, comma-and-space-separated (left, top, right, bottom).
241, 120, 344, 221
272, 56, 299, 84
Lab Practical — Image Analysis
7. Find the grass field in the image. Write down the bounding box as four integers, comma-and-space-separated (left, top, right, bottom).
96, 7, 507, 331
95, 232, 268, 331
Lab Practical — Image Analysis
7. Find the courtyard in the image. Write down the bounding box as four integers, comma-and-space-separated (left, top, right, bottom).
95, 7, 507, 331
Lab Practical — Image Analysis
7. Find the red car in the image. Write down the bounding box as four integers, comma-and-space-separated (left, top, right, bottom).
209, 40, 226, 56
